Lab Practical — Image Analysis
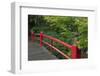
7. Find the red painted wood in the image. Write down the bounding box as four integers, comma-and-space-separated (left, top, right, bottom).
71, 46, 81, 59
43, 41, 71, 59
76, 47, 81, 58
43, 34, 72, 48
40, 32, 43, 47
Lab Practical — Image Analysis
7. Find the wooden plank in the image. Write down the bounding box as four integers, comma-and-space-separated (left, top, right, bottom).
28, 41, 57, 60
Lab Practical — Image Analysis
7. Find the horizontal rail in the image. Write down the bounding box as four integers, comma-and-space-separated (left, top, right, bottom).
43, 41, 71, 59
43, 34, 72, 48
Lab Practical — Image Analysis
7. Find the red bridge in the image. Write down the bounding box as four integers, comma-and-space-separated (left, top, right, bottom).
29, 32, 81, 60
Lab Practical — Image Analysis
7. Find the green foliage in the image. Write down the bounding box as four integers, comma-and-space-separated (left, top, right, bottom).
28, 15, 88, 58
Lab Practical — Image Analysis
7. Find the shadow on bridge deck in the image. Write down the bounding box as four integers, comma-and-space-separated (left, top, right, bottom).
28, 40, 58, 61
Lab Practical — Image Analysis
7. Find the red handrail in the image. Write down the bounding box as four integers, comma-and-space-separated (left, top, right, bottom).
43, 34, 72, 48
31, 32, 81, 59
43, 41, 71, 59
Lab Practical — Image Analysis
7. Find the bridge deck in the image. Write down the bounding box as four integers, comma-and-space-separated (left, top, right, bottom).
28, 40, 57, 61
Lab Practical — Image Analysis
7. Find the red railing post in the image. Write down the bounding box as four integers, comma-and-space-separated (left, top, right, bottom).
31, 32, 34, 42
40, 32, 43, 47
71, 46, 81, 59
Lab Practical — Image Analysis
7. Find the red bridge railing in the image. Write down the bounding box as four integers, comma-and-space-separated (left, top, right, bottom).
31, 32, 81, 59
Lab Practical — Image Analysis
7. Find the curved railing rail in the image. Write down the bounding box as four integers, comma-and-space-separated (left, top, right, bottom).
31, 32, 81, 59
